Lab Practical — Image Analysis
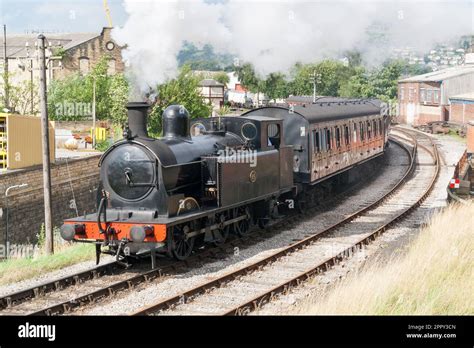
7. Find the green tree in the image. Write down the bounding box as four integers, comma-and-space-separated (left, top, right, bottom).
287, 60, 352, 97
235, 63, 266, 105
369, 60, 404, 102
107, 73, 129, 127
263, 72, 288, 100
0, 70, 39, 114
148, 65, 212, 136
47, 57, 129, 122
214, 72, 230, 87
338, 66, 374, 98
235, 63, 261, 92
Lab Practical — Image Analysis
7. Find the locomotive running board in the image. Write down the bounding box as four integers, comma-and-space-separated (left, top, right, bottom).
185, 214, 249, 239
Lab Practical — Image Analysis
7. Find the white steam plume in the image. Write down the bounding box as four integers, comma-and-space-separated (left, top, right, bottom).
113, 0, 473, 91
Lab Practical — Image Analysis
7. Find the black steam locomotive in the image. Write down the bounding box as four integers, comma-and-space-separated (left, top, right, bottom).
61, 99, 388, 264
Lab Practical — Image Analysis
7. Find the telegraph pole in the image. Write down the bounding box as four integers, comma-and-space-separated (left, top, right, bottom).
92, 77, 96, 147
3, 25, 9, 110
38, 34, 53, 255
311, 70, 321, 103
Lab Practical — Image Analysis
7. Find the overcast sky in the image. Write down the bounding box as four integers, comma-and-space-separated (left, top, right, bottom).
0, 0, 128, 33
1, 0, 472, 38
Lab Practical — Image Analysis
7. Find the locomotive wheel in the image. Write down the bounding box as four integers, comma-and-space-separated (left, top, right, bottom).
213, 212, 230, 245
233, 206, 251, 237
172, 224, 195, 261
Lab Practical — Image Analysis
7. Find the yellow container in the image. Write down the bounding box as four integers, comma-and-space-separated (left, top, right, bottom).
90, 127, 107, 141
0, 113, 55, 170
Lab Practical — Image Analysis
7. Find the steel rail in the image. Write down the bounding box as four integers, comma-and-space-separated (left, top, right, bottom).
132, 136, 418, 316
221, 130, 439, 316
2, 138, 409, 316
0, 261, 118, 310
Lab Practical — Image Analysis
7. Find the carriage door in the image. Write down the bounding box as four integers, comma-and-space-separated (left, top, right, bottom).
312, 128, 322, 181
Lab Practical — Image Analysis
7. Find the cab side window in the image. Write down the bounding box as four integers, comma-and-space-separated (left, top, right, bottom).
267, 123, 281, 148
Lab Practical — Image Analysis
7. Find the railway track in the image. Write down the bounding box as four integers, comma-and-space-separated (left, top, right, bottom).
131, 129, 439, 316
0, 153, 381, 315
0, 137, 409, 316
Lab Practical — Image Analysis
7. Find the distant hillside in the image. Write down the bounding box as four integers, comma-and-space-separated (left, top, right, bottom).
177, 41, 235, 71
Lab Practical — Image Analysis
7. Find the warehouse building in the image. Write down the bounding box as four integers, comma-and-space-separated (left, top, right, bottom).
398, 62, 474, 126
449, 93, 474, 124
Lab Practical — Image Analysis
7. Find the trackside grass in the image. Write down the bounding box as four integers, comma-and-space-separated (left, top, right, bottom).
0, 243, 95, 285
294, 203, 474, 315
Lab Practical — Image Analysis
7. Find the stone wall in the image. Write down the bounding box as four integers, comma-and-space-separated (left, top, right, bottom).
54, 27, 124, 80
53, 120, 110, 132
0, 155, 101, 245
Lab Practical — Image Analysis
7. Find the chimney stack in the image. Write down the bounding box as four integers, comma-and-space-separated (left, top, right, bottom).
126, 102, 149, 138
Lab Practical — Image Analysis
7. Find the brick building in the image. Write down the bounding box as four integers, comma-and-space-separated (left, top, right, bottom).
449, 93, 474, 124
0, 27, 124, 113
397, 64, 474, 126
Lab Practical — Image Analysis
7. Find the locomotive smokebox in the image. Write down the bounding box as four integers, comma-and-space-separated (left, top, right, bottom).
162, 105, 190, 139
127, 102, 149, 138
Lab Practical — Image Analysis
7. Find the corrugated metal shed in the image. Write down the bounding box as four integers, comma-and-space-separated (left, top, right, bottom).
399, 66, 474, 83
449, 92, 474, 104
0, 114, 55, 170
450, 92, 474, 101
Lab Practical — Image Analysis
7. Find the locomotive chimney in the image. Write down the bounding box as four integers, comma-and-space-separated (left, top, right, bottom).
126, 102, 149, 138
162, 104, 191, 139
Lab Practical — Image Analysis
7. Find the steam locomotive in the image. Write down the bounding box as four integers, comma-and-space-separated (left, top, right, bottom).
60, 99, 388, 265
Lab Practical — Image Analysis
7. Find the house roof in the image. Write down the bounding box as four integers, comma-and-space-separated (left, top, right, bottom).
198, 79, 224, 87
449, 92, 474, 101
399, 65, 474, 83
0, 33, 99, 58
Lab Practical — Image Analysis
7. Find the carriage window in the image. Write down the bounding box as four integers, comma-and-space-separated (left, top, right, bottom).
373, 120, 377, 136
360, 122, 365, 141
344, 125, 350, 145
379, 119, 383, 135
353, 123, 357, 143
326, 128, 332, 150
313, 130, 320, 152
367, 121, 372, 139
336, 127, 341, 148
321, 129, 327, 151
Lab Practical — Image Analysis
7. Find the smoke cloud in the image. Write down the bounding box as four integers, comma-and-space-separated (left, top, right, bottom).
113, 0, 473, 91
